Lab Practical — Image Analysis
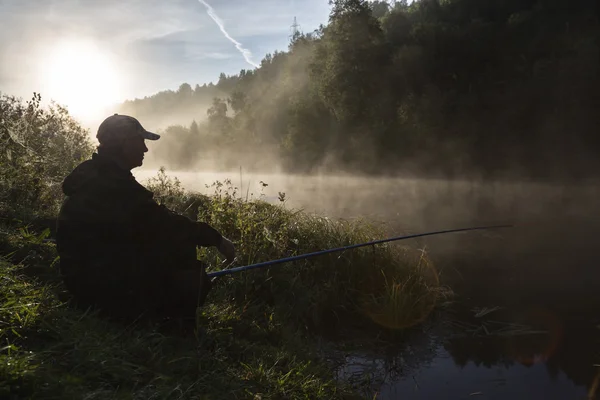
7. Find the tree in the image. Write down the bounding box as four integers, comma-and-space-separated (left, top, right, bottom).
227, 91, 247, 115
207, 98, 231, 136
190, 120, 199, 136
178, 83, 193, 98
370, 1, 390, 18
313, 0, 391, 126
381, 7, 412, 46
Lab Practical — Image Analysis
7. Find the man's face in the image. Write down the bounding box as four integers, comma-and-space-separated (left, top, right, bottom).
120, 135, 148, 169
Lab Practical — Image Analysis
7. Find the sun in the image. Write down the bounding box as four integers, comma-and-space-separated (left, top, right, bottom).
41, 39, 122, 122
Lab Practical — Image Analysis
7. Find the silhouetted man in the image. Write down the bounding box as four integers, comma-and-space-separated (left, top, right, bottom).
56, 114, 235, 320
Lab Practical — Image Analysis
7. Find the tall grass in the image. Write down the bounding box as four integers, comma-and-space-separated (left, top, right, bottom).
0, 224, 356, 399
146, 169, 451, 334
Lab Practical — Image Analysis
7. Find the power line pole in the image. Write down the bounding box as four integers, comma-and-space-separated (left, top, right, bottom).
289, 17, 300, 40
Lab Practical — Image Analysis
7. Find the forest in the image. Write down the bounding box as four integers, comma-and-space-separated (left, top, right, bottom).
117, 0, 599, 181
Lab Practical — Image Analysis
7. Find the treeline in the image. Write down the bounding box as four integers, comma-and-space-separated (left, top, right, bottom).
117, 82, 229, 131
118, 0, 599, 181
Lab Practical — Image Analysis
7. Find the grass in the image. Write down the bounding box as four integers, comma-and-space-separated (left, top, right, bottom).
0, 238, 350, 399
0, 168, 452, 399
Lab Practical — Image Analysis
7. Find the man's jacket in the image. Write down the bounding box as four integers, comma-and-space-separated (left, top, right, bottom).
56, 153, 222, 297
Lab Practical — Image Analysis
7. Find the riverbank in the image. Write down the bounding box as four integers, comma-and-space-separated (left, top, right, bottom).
0, 170, 449, 399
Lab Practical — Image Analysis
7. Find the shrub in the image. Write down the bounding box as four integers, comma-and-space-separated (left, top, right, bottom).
0, 93, 94, 220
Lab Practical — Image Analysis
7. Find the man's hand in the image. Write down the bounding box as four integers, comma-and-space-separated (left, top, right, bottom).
218, 237, 235, 264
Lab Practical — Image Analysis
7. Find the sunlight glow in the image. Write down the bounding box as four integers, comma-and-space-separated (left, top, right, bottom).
41, 39, 122, 122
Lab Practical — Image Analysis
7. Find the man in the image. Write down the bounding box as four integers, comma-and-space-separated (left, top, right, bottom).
56, 114, 235, 320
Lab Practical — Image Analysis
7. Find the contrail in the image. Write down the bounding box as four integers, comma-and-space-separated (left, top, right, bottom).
197, 0, 260, 68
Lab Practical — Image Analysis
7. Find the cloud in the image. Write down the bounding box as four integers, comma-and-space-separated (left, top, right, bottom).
196, 0, 330, 39
196, 0, 260, 68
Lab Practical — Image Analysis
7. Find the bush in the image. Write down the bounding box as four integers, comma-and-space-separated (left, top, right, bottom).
0, 93, 94, 220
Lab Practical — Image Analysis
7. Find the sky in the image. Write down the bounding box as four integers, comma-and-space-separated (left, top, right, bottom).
0, 0, 332, 124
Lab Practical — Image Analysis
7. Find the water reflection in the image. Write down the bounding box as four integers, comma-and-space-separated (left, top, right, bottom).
379, 347, 590, 400
335, 306, 600, 400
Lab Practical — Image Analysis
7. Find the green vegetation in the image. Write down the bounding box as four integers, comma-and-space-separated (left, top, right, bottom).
148, 170, 448, 333
121, 0, 598, 181
1, 94, 449, 398
0, 92, 94, 220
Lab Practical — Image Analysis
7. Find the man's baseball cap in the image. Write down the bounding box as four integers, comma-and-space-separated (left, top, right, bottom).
97, 114, 160, 145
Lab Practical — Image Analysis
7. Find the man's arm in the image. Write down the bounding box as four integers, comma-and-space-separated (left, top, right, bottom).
150, 203, 236, 262
162, 204, 223, 247
134, 198, 223, 247
126, 179, 235, 261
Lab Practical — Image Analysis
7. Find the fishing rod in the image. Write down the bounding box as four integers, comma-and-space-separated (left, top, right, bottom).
207, 224, 512, 278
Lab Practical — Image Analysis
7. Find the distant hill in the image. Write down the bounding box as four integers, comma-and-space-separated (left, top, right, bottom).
115, 76, 238, 130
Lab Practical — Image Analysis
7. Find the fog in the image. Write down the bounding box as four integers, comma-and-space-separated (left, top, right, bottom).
119, 100, 213, 132
134, 169, 596, 228
134, 168, 600, 308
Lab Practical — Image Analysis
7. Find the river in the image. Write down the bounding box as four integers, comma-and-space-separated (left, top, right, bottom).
135, 169, 600, 399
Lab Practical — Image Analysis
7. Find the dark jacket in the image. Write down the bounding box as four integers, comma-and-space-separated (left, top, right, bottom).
56, 153, 222, 303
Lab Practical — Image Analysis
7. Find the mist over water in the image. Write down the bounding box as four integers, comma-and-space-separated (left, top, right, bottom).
135, 169, 590, 225
135, 168, 600, 301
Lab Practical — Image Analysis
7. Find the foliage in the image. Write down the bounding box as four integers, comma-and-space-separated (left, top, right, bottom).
144, 167, 187, 208
0, 93, 94, 220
